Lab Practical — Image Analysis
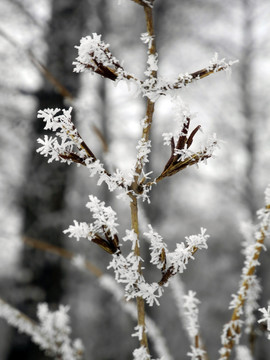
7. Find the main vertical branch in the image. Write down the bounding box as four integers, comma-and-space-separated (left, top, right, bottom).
142, 4, 157, 143
129, 3, 157, 354
130, 194, 149, 351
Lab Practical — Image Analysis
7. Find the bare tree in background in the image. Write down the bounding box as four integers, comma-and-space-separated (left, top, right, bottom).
7, 1, 89, 359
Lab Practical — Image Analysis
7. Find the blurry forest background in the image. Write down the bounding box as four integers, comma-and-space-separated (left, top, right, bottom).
0, 0, 270, 359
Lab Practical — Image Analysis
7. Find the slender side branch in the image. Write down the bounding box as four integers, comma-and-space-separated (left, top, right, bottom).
0, 297, 84, 360
131, 0, 154, 8
158, 247, 199, 286
0, 297, 38, 333
23, 236, 103, 278
219, 204, 270, 359
0, 28, 73, 101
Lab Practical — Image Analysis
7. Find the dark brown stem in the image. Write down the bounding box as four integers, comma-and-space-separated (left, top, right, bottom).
131, 0, 153, 8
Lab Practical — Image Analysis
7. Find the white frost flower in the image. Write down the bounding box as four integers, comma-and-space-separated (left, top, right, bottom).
64, 195, 119, 247
123, 229, 138, 251
258, 306, 270, 331
132, 325, 145, 341
133, 346, 150, 360
187, 346, 206, 360
208, 52, 238, 75
74, 34, 112, 71
140, 32, 154, 47
108, 252, 141, 294
64, 221, 90, 241
37, 107, 87, 164
137, 281, 163, 306
36, 135, 58, 160
37, 108, 61, 131
136, 139, 151, 167
162, 132, 173, 146
168, 228, 208, 275
86, 195, 119, 237
183, 290, 201, 338
144, 225, 168, 270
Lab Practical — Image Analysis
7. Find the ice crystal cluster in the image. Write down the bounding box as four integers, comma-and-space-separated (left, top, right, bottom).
37, 107, 80, 163
64, 195, 118, 242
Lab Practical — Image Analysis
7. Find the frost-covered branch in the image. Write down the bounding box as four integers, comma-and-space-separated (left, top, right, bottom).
64, 195, 120, 254
34, 0, 242, 358
157, 134, 219, 181
125, 4, 158, 355
73, 33, 130, 81
153, 227, 209, 286
144, 98, 221, 188
219, 185, 270, 360
37, 108, 134, 195
172, 53, 238, 90
0, 298, 84, 360
37, 107, 96, 164
105, 226, 208, 307
73, 33, 237, 103
183, 291, 206, 360
99, 275, 173, 360
170, 278, 208, 360
240, 223, 262, 348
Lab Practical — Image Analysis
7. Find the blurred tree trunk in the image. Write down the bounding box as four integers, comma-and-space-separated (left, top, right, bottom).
7, 0, 88, 359
96, 0, 110, 204
240, 0, 257, 220
240, 2, 268, 359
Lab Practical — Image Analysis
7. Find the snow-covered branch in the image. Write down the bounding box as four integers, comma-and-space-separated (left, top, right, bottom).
64, 195, 120, 254
37, 107, 96, 164
219, 184, 270, 360
0, 298, 84, 360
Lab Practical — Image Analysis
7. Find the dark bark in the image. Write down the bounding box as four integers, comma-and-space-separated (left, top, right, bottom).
7, 1, 88, 359
240, 0, 257, 220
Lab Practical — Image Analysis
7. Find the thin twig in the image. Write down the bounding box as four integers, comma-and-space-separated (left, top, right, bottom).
23, 236, 103, 278
130, 0, 153, 9
0, 28, 73, 101
92, 125, 109, 152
